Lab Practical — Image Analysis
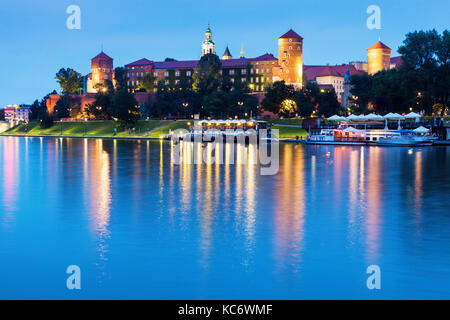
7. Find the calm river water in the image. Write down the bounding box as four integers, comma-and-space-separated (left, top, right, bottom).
0, 137, 449, 299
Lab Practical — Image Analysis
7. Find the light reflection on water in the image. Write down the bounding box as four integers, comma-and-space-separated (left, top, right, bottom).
0, 137, 449, 299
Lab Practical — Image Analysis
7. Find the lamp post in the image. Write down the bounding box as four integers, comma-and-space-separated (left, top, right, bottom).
237, 101, 243, 118
182, 102, 189, 119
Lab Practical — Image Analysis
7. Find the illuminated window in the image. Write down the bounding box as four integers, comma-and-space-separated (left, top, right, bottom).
164, 71, 169, 77
175, 71, 180, 77
153, 72, 158, 77
242, 69, 246, 75
230, 70, 235, 75
187, 71, 192, 77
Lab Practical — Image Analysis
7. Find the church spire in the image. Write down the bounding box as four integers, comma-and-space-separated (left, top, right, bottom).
240, 43, 245, 59
201, 24, 216, 57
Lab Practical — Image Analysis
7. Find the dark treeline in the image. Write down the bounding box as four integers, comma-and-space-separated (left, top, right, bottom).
350, 29, 449, 116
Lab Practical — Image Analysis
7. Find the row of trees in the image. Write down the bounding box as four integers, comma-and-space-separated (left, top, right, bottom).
262, 81, 341, 117
350, 29, 449, 116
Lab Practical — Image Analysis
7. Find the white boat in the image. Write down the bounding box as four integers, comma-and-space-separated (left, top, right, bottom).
307, 127, 433, 146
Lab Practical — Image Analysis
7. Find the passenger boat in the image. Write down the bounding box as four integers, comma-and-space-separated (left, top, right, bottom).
306, 125, 433, 147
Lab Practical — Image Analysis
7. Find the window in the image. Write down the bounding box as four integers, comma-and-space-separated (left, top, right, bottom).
164, 71, 169, 77
250, 77, 254, 83
175, 80, 180, 84
231, 78, 235, 83
165, 80, 169, 85
242, 69, 246, 75
289, 39, 292, 42
229, 70, 235, 75
251, 69, 254, 74
289, 46, 292, 50
256, 69, 259, 74
127, 73, 130, 78
241, 78, 246, 83
153, 72, 158, 77
175, 71, 180, 77
187, 71, 192, 77
267, 69, 270, 73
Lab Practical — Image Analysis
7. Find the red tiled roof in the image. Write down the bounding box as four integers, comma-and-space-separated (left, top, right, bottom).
125, 58, 153, 67
92, 52, 113, 60
368, 41, 391, 51
221, 59, 248, 68
126, 53, 278, 70
390, 56, 403, 67
304, 64, 365, 81
153, 60, 199, 69
279, 29, 303, 40
247, 53, 278, 62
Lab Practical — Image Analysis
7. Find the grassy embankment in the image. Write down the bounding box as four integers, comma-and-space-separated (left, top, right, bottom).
266, 119, 308, 139
2, 119, 307, 140
3, 120, 170, 138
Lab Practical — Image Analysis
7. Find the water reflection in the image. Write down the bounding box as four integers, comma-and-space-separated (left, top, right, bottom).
275, 144, 305, 273
1, 138, 19, 225
83, 140, 112, 281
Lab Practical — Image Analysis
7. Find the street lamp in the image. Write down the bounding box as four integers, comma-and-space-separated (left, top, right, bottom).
182, 102, 189, 119
237, 101, 244, 118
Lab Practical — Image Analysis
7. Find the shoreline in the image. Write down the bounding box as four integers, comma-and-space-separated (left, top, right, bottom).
0, 133, 306, 143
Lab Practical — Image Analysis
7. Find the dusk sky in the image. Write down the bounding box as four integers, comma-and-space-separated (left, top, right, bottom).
1, 0, 448, 107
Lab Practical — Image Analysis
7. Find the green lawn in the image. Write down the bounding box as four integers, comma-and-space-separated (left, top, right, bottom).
267, 119, 303, 126
148, 121, 191, 138
3, 120, 169, 137
272, 125, 308, 139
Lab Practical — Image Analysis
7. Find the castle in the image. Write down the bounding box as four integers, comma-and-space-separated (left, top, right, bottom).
47, 26, 403, 115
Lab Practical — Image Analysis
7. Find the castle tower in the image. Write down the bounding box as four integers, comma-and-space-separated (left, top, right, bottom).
222, 46, 232, 60
367, 41, 392, 75
277, 29, 303, 88
91, 51, 114, 90
201, 24, 216, 56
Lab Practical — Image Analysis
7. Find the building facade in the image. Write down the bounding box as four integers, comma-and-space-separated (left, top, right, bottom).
86, 52, 114, 93
367, 41, 392, 75
4, 105, 31, 124
273, 29, 304, 88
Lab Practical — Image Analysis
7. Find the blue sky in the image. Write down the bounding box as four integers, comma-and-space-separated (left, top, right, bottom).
0, 0, 448, 107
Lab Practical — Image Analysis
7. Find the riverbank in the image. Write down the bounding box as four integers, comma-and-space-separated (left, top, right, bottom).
1, 120, 308, 140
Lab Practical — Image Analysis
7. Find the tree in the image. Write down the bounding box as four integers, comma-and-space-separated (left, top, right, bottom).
317, 89, 341, 117
114, 67, 127, 90
112, 88, 140, 127
350, 74, 374, 113
193, 53, 222, 95
261, 81, 297, 115
202, 91, 231, 118
55, 68, 82, 94
40, 113, 54, 129
0, 109, 4, 121
87, 89, 113, 119
398, 29, 450, 114
138, 72, 156, 93
53, 95, 73, 119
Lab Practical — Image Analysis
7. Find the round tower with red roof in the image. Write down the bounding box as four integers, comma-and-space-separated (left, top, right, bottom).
367, 41, 391, 75
91, 51, 114, 90
277, 29, 303, 88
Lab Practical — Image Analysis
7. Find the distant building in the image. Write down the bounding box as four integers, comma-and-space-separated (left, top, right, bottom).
4, 105, 31, 124
304, 64, 365, 102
